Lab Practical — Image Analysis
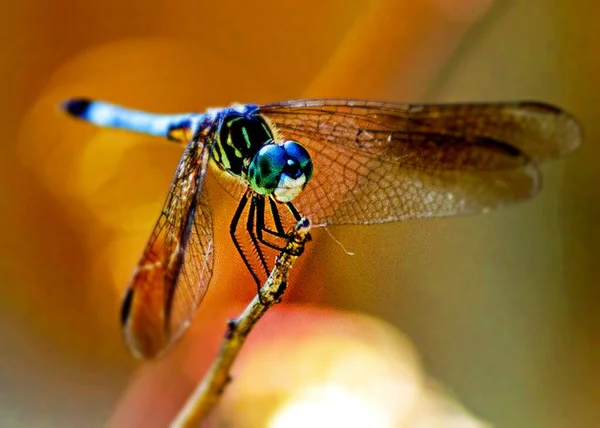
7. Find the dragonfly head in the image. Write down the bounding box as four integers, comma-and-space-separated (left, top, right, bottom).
247, 140, 313, 202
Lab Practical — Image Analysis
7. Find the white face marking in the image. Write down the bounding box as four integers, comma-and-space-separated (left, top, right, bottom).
274, 174, 307, 202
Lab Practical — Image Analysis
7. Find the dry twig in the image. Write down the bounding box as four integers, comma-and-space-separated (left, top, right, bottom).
171, 217, 312, 427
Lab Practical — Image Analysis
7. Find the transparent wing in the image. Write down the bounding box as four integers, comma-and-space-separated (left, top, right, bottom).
121, 134, 214, 359
259, 99, 581, 225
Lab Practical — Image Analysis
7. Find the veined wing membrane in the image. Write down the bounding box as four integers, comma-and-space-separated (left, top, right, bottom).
259, 99, 581, 225
121, 135, 214, 359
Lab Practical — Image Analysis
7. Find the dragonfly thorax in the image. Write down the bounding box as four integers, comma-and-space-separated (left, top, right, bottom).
247, 140, 313, 202
212, 105, 274, 176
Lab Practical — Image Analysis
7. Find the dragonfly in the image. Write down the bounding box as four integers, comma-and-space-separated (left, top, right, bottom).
62, 98, 581, 359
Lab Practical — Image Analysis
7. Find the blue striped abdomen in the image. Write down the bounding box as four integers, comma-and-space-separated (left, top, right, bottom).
62, 99, 201, 142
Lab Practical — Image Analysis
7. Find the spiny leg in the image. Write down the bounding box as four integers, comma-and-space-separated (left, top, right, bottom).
285, 202, 302, 221
284, 201, 310, 256
230, 191, 264, 292
256, 199, 308, 256
255, 197, 290, 251
269, 197, 287, 236
246, 195, 271, 280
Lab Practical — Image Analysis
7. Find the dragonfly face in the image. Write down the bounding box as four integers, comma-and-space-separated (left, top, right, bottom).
62, 98, 581, 358
247, 140, 313, 202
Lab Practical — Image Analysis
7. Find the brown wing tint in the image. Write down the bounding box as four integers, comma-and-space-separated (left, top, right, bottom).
120, 134, 214, 359
259, 99, 581, 225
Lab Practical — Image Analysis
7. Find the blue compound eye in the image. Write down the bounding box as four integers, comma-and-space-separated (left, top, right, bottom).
282, 140, 313, 182
247, 144, 287, 194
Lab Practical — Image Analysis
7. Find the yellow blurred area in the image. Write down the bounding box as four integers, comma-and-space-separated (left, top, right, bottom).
214, 308, 489, 428
111, 306, 490, 427
226, 311, 424, 427
1, 0, 598, 427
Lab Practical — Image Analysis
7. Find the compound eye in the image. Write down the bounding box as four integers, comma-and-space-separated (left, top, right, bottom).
282, 140, 313, 182
247, 143, 287, 194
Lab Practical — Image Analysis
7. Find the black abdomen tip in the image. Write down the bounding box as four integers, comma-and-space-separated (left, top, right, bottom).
62, 98, 92, 118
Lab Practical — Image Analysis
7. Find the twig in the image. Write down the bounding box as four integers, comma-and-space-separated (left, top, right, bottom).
171, 217, 312, 427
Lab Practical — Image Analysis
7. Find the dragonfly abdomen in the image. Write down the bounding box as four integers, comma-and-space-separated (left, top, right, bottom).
62, 98, 201, 142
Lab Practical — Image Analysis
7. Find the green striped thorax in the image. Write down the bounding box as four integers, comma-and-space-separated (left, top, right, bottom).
214, 105, 313, 202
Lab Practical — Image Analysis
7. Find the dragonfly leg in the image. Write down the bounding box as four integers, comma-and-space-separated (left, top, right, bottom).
230, 191, 266, 298
268, 197, 287, 236
285, 202, 302, 221
255, 197, 289, 251
246, 197, 271, 304
285, 201, 311, 255
246, 196, 271, 278
256, 199, 309, 256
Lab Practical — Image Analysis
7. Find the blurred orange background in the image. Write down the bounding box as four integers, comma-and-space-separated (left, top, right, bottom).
1, 0, 598, 427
